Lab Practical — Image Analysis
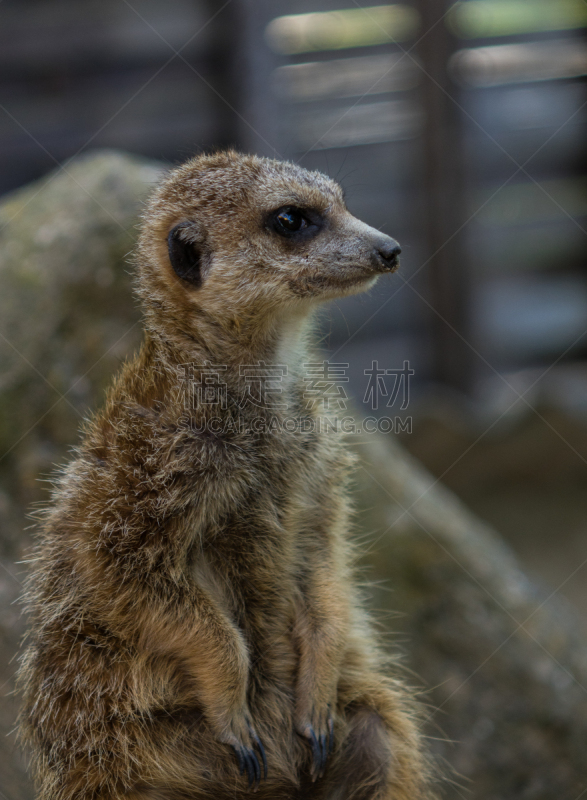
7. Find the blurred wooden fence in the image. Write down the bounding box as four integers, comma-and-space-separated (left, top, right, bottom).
0, 0, 586, 396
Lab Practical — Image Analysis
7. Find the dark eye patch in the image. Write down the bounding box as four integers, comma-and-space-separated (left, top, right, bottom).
268, 206, 322, 239
168, 222, 203, 287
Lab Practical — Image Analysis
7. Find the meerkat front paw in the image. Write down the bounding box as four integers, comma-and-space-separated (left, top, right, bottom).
296, 705, 335, 781
220, 715, 267, 789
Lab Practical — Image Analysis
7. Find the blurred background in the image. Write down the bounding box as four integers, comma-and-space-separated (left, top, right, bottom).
2, 0, 586, 384
1, 2, 587, 795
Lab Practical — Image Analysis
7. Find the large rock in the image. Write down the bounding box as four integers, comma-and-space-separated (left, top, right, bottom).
0, 151, 162, 555
0, 151, 162, 799
353, 434, 587, 798
1, 152, 586, 799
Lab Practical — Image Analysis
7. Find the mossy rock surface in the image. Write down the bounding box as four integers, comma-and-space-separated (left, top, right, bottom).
0, 151, 163, 799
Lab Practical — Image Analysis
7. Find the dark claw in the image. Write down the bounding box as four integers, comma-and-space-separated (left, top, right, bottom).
299, 714, 335, 779
250, 749, 261, 788
328, 710, 334, 753
232, 742, 265, 790
252, 733, 268, 780
319, 732, 327, 774
308, 727, 320, 776
245, 750, 255, 787
245, 720, 267, 785
233, 745, 246, 775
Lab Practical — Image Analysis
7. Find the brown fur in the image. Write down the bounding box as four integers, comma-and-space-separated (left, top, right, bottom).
18, 151, 436, 799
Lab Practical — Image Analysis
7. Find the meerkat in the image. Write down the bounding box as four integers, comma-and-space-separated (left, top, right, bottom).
18, 151, 436, 800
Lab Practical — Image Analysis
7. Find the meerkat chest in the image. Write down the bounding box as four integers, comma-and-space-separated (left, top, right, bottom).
187, 417, 349, 609
187, 434, 327, 599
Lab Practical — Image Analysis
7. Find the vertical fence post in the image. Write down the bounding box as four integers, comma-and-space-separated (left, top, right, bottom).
225, 0, 281, 158
416, 0, 472, 394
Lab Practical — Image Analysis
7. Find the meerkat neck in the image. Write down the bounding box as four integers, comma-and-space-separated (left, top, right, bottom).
271, 312, 313, 372
143, 307, 315, 409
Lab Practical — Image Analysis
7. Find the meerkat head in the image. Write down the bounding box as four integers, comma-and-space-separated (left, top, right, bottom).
135, 150, 400, 346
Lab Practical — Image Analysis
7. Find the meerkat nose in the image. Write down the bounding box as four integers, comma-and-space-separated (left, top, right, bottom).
378, 238, 401, 261
373, 236, 402, 271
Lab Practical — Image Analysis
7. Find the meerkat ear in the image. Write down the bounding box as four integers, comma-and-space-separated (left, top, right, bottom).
167, 221, 206, 288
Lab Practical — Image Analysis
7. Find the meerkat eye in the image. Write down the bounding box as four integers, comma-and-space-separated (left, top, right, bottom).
271, 206, 310, 236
